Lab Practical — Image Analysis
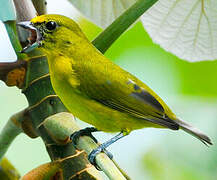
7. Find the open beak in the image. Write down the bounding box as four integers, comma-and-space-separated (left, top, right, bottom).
17, 21, 42, 53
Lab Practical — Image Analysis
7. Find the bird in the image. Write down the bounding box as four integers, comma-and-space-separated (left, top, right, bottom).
18, 14, 212, 165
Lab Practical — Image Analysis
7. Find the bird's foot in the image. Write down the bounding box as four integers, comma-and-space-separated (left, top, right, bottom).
88, 132, 125, 170
88, 145, 113, 170
70, 127, 98, 146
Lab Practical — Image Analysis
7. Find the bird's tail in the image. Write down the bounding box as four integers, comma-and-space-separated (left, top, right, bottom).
176, 119, 212, 146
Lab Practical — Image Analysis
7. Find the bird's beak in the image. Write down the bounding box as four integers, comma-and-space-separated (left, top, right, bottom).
17, 21, 42, 53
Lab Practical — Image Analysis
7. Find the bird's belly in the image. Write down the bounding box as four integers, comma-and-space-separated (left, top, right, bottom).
53, 80, 150, 133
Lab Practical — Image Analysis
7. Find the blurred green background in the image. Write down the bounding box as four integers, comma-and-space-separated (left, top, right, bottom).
0, 0, 216, 179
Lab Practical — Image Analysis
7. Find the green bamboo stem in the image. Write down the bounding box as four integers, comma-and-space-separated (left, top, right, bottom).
0, 0, 27, 59
0, 110, 24, 160
0, 0, 160, 179
43, 112, 126, 180
92, 0, 158, 54
4, 21, 26, 59
12, 1, 109, 179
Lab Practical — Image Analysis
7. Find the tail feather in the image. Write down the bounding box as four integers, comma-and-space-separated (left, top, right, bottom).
176, 119, 213, 146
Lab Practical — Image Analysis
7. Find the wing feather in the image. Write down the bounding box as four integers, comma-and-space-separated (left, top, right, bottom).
97, 99, 179, 130
75, 58, 179, 130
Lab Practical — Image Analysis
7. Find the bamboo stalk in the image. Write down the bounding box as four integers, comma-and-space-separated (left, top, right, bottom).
0, 0, 160, 179
43, 112, 127, 180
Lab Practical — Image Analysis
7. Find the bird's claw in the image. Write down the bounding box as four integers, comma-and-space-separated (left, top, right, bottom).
88, 146, 113, 170
70, 127, 98, 146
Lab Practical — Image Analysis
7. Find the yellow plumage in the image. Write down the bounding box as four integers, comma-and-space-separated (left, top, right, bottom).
21, 14, 211, 145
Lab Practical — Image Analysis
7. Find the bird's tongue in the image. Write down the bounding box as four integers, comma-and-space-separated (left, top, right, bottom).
19, 28, 39, 53
28, 29, 37, 45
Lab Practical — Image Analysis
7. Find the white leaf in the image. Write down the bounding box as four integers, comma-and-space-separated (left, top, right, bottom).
68, 0, 136, 28
141, 0, 217, 61
0, 21, 17, 62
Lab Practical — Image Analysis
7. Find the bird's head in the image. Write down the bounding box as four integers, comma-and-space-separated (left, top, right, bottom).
17, 14, 87, 54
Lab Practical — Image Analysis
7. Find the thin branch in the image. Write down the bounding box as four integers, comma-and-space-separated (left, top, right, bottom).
92, 0, 158, 53
0, 110, 25, 160
32, 0, 47, 15
43, 112, 127, 180
13, 0, 37, 44
13, 0, 37, 21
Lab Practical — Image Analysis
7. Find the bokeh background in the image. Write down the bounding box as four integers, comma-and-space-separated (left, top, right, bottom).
0, 0, 216, 179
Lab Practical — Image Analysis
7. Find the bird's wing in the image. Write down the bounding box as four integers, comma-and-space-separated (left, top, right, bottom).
75, 59, 179, 130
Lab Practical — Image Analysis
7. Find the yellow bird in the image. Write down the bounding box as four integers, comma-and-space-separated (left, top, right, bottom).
18, 14, 212, 164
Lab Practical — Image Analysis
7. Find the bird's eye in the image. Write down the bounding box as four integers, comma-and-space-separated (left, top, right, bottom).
45, 21, 57, 31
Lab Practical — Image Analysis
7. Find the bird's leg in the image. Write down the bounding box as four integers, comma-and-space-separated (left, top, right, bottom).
70, 127, 99, 145
70, 127, 113, 166
88, 132, 126, 169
